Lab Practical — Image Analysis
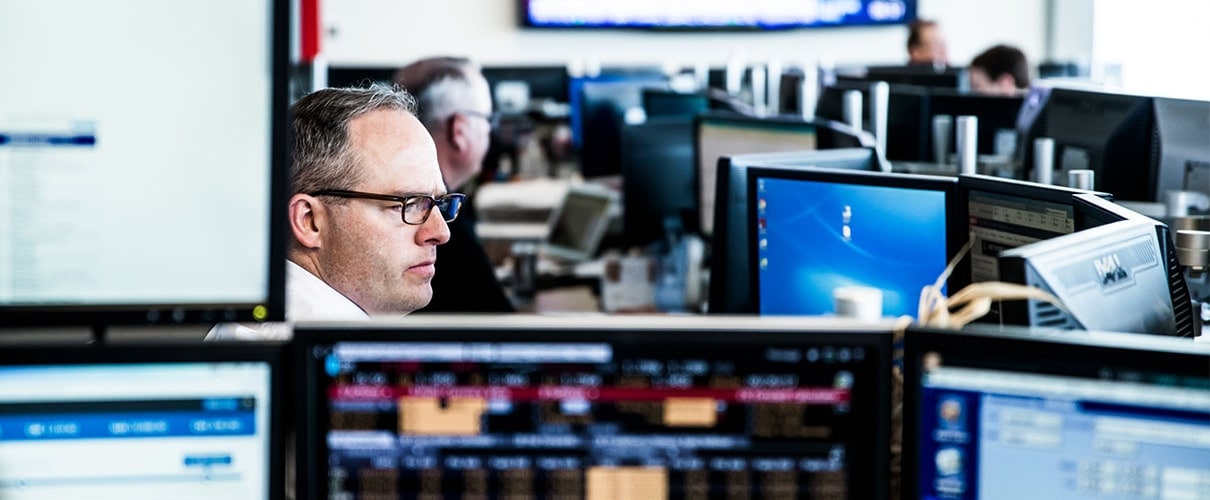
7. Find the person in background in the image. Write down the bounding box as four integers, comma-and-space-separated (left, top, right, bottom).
907, 19, 949, 67
395, 56, 516, 313
207, 86, 459, 340
969, 44, 1031, 96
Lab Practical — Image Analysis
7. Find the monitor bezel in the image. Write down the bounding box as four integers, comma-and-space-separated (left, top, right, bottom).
294, 315, 894, 500
0, 341, 288, 500
746, 167, 960, 316
0, 0, 290, 328
901, 324, 1210, 500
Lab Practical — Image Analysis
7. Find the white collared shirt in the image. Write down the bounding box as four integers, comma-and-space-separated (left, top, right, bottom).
204, 261, 369, 340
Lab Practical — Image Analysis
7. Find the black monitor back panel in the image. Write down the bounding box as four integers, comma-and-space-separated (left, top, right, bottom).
924, 90, 1024, 161
327, 66, 398, 88
815, 82, 930, 162
620, 117, 698, 245
1039, 87, 1156, 201
482, 65, 571, 103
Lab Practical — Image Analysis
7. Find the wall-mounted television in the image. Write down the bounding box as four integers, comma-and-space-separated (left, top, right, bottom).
519, 0, 917, 30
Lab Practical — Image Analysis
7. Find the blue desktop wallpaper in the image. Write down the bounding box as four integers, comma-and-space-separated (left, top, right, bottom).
755, 177, 948, 317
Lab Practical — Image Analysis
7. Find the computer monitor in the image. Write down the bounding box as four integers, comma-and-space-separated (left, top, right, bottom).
749, 168, 958, 317
642, 89, 709, 118
815, 81, 930, 163
1151, 96, 1210, 200
568, 69, 667, 149
620, 117, 697, 246
0, 0, 289, 326
481, 65, 571, 104
695, 113, 819, 236
903, 324, 1210, 500
1033, 87, 1156, 201
327, 66, 398, 89
707, 148, 881, 314
858, 65, 970, 91
575, 77, 669, 178
0, 342, 284, 499
1071, 193, 1198, 338
997, 219, 1182, 335
924, 90, 1024, 162
295, 315, 894, 499
957, 174, 1108, 293
541, 184, 617, 262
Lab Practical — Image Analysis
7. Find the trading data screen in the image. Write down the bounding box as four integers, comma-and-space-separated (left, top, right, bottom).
966, 190, 1074, 283
305, 332, 889, 498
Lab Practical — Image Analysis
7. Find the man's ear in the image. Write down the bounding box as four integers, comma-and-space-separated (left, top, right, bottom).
288, 193, 324, 249
448, 113, 471, 152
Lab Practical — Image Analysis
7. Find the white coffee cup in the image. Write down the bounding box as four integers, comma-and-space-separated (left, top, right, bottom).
833, 286, 883, 322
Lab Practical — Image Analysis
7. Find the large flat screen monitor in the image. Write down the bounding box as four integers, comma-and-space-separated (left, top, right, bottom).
749, 168, 957, 317
0, 0, 289, 326
856, 65, 970, 91
568, 70, 666, 150
296, 315, 894, 499
620, 117, 697, 245
326, 66, 397, 89
482, 65, 571, 104
816, 82, 931, 163
924, 91, 1024, 162
1035, 87, 1156, 201
696, 113, 819, 236
709, 148, 879, 314
0, 342, 284, 499
519, 0, 917, 30
1151, 96, 1210, 200
903, 325, 1210, 500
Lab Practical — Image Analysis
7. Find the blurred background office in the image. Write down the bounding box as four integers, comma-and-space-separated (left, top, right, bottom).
319, 0, 1209, 101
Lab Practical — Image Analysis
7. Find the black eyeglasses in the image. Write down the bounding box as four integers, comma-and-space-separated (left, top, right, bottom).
456, 109, 500, 129
311, 189, 465, 225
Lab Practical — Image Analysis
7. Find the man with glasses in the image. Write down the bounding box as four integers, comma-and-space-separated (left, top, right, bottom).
395, 56, 516, 313
207, 86, 458, 340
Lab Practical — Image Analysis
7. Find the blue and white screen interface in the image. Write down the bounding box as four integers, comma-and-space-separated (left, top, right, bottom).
916, 360, 1210, 500
0, 361, 273, 499
755, 176, 948, 316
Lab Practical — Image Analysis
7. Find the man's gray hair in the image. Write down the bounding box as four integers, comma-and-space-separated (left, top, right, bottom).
290, 85, 418, 196
393, 57, 481, 132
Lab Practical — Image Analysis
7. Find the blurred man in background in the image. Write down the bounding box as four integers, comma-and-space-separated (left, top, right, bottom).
396, 57, 516, 313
